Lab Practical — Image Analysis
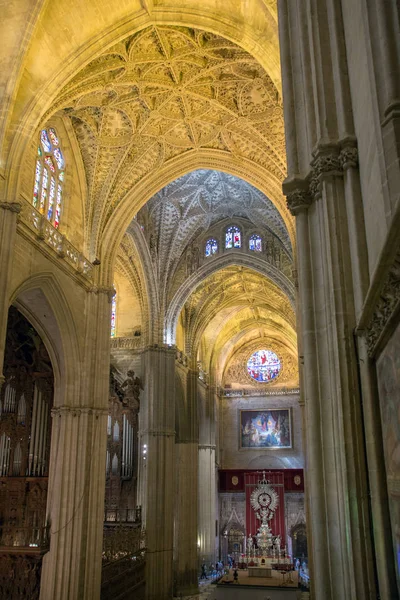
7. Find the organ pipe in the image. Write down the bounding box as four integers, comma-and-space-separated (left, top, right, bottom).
28, 385, 38, 475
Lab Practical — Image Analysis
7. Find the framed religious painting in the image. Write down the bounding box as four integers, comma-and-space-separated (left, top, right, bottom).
239, 409, 292, 449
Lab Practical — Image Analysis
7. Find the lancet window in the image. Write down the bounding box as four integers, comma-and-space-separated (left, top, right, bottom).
32, 128, 65, 228
225, 226, 241, 249
111, 289, 117, 337
205, 238, 218, 257
249, 234, 262, 252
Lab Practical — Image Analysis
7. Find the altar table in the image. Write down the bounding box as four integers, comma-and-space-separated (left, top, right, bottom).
248, 566, 272, 578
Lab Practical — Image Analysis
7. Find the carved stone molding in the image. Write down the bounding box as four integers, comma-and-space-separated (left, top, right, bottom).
110, 337, 142, 350
365, 249, 400, 356
286, 189, 312, 216
90, 285, 115, 302
0, 201, 22, 214
339, 144, 359, 171
221, 387, 300, 397
283, 138, 359, 214
140, 428, 176, 437
224, 339, 298, 388
142, 343, 176, 355
51, 406, 109, 417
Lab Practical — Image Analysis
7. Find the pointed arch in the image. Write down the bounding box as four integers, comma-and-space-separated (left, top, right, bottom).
165, 252, 295, 345
9, 272, 81, 407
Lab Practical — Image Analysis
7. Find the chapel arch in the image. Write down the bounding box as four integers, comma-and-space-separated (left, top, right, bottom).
0, 305, 56, 596
9, 273, 81, 407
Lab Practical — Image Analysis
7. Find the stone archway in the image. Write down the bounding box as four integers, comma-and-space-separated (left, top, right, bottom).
290, 522, 307, 563
0, 306, 55, 600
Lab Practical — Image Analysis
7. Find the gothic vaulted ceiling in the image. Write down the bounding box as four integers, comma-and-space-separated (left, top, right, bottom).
137, 169, 292, 306
180, 266, 298, 387
46, 25, 288, 251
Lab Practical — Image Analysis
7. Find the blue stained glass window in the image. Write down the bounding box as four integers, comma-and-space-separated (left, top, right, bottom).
205, 238, 218, 257
247, 349, 281, 383
53, 148, 64, 170
249, 234, 262, 252
225, 226, 241, 249
40, 130, 51, 152
33, 128, 65, 229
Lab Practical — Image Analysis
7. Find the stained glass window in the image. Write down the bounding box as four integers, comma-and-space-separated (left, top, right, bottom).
225, 226, 241, 249
249, 234, 262, 252
247, 349, 281, 383
205, 238, 218, 257
111, 289, 117, 337
32, 127, 65, 228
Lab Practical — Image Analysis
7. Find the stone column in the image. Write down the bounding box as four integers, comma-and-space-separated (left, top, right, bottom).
343, 143, 398, 599
0, 201, 21, 387
198, 382, 216, 566
140, 345, 176, 600
174, 367, 198, 596
285, 152, 376, 600
279, 0, 380, 596
287, 189, 331, 600
40, 286, 111, 600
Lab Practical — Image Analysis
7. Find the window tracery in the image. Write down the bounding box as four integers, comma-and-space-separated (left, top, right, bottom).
205, 238, 218, 257
247, 349, 281, 383
33, 127, 65, 229
249, 234, 262, 252
226, 226, 241, 249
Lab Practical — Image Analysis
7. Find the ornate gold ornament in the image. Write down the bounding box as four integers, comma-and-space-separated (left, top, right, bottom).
250, 472, 279, 521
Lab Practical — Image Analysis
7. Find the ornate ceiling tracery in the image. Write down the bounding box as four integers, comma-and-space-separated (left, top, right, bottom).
178, 266, 297, 382
138, 169, 292, 307
48, 25, 287, 250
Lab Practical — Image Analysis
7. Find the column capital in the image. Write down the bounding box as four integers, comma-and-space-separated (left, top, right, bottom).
0, 201, 22, 214
339, 137, 359, 171
283, 177, 312, 216
310, 143, 342, 199
89, 285, 115, 303
143, 343, 176, 355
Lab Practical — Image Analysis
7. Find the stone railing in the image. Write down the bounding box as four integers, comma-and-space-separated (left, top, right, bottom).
221, 387, 300, 397
104, 507, 142, 524
110, 337, 142, 350
0, 524, 50, 550
18, 199, 93, 279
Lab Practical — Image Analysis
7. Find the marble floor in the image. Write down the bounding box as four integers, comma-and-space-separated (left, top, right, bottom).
174, 571, 304, 600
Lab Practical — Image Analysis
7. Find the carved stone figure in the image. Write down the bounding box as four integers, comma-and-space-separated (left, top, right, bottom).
121, 370, 143, 413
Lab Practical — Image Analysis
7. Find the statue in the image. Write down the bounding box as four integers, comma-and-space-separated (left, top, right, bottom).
247, 535, 253, 553
121, 370, 143, 414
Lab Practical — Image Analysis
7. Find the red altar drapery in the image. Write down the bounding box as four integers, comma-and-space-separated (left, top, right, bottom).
245, 471, 285, 542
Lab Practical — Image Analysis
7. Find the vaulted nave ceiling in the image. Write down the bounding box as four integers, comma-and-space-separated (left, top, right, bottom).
179, 265, 298, 389
41, 24, 290, 251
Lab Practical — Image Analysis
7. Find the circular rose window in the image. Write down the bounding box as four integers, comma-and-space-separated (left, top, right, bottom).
247, 349, 281, 383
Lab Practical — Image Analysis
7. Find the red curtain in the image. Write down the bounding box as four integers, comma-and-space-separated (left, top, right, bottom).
245, 471, 285, 542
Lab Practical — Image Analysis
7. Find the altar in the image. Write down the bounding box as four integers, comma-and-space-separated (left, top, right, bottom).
248, 566, 272, 578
